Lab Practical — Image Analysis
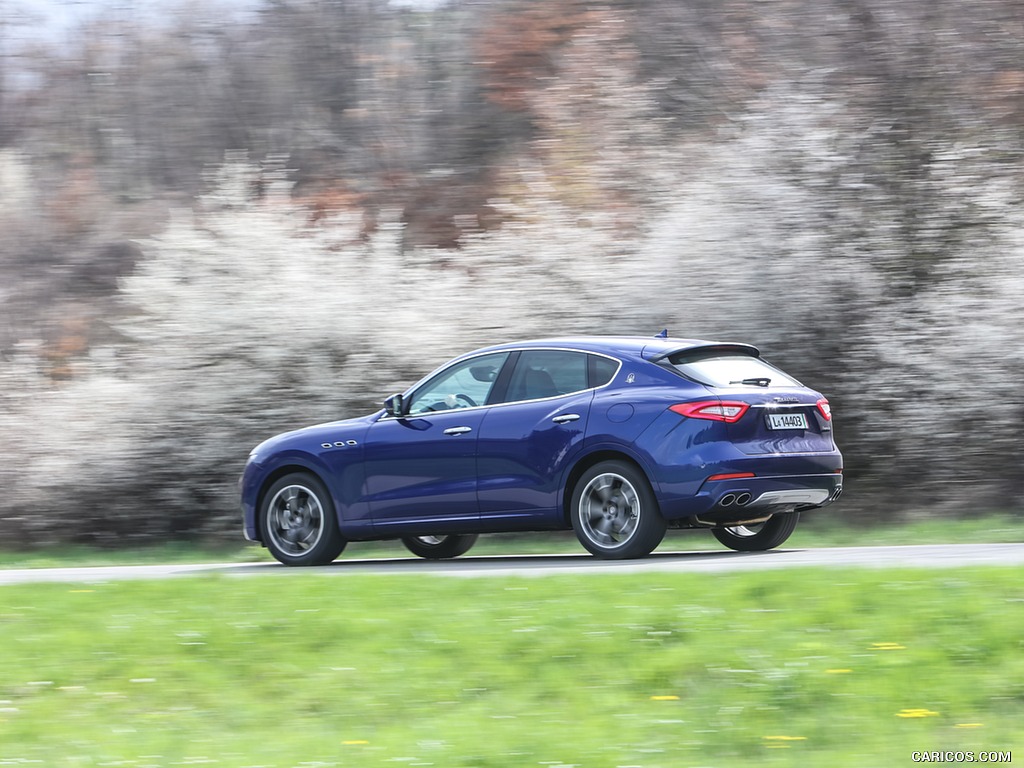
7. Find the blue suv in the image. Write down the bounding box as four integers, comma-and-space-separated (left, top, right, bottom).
240, 335, 843, 565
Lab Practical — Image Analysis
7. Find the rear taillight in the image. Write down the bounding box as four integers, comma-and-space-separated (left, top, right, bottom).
816, 399, 832, 420
670, 400, 750, 423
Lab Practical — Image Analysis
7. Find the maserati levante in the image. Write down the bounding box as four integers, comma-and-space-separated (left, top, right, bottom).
240, 335, 843, 565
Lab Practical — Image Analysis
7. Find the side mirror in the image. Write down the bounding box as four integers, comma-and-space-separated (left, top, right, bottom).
384, 393, 406, 417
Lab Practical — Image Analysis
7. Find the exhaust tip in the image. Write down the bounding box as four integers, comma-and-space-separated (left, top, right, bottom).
831, 486, 844, 501
735, 492, 752, 506
719, 493, 736, 507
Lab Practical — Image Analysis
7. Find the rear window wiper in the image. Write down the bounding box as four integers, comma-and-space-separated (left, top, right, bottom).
730, 377, 771, 387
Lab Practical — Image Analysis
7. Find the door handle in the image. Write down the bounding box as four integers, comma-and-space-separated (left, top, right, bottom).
552, 413, 581, 424
443, 426, 473, 435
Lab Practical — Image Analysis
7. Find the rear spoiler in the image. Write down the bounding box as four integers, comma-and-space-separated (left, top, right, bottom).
645, 343, 760, 364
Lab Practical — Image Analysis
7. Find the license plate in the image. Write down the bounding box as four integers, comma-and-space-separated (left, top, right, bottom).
767, 412, 808, 430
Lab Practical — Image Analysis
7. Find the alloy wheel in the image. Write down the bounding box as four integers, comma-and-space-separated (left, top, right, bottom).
578, 472, 641, 547
266, 484, 325, 557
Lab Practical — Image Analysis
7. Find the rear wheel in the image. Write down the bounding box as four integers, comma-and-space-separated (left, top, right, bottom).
571, 460, 666, 559
261, 473, 346, 566
401, 534, 479, 559
712, 512, 799, 552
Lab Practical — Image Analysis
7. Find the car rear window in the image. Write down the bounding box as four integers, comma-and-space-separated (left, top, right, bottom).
667, 354, 800, 388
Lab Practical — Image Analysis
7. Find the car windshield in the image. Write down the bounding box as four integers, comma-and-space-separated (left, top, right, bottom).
668, 354, 800, 388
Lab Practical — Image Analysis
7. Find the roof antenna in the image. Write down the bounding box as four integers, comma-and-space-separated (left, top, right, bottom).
655, 329, 669, 338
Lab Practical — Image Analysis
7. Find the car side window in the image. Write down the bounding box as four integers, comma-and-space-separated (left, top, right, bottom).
406, 352, 510, 415
503, 350, 589, 403
588, 354, 619, 387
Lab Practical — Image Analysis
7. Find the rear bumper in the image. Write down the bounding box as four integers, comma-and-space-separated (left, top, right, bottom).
673, 472, 843, 523
655, 454, 843, 521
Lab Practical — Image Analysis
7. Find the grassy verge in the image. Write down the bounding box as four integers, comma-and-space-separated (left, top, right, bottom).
1, 513, 1022, 569
1, 568, 1022, 766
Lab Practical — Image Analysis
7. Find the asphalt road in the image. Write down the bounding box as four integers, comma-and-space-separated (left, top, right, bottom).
1, 543, 1023, 585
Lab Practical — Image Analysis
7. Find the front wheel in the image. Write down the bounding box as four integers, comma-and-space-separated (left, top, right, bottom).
261, 472, 346, 566
712, 512, 799, 552
401, 534, 479, 559
571, 460, 666, 559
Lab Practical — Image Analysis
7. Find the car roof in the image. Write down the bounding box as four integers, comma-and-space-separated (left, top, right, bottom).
470, 335, 760, 362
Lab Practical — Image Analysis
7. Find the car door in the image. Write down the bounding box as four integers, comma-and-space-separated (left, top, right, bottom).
475, 349, 600, 527
362, 351, 510, 533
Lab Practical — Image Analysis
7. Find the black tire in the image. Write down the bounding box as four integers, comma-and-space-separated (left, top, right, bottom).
712, 512, 799, 552
260, 472, 346, 566
570, 460, 666, 559
401, 534, 479, 559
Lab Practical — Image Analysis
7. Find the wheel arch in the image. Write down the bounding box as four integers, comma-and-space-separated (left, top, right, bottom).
561, 449, 658, 526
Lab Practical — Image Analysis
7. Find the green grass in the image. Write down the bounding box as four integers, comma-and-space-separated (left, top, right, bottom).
0, 541, 275, 570
1, 513, 1022, 569
1, 569, 1022, 765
